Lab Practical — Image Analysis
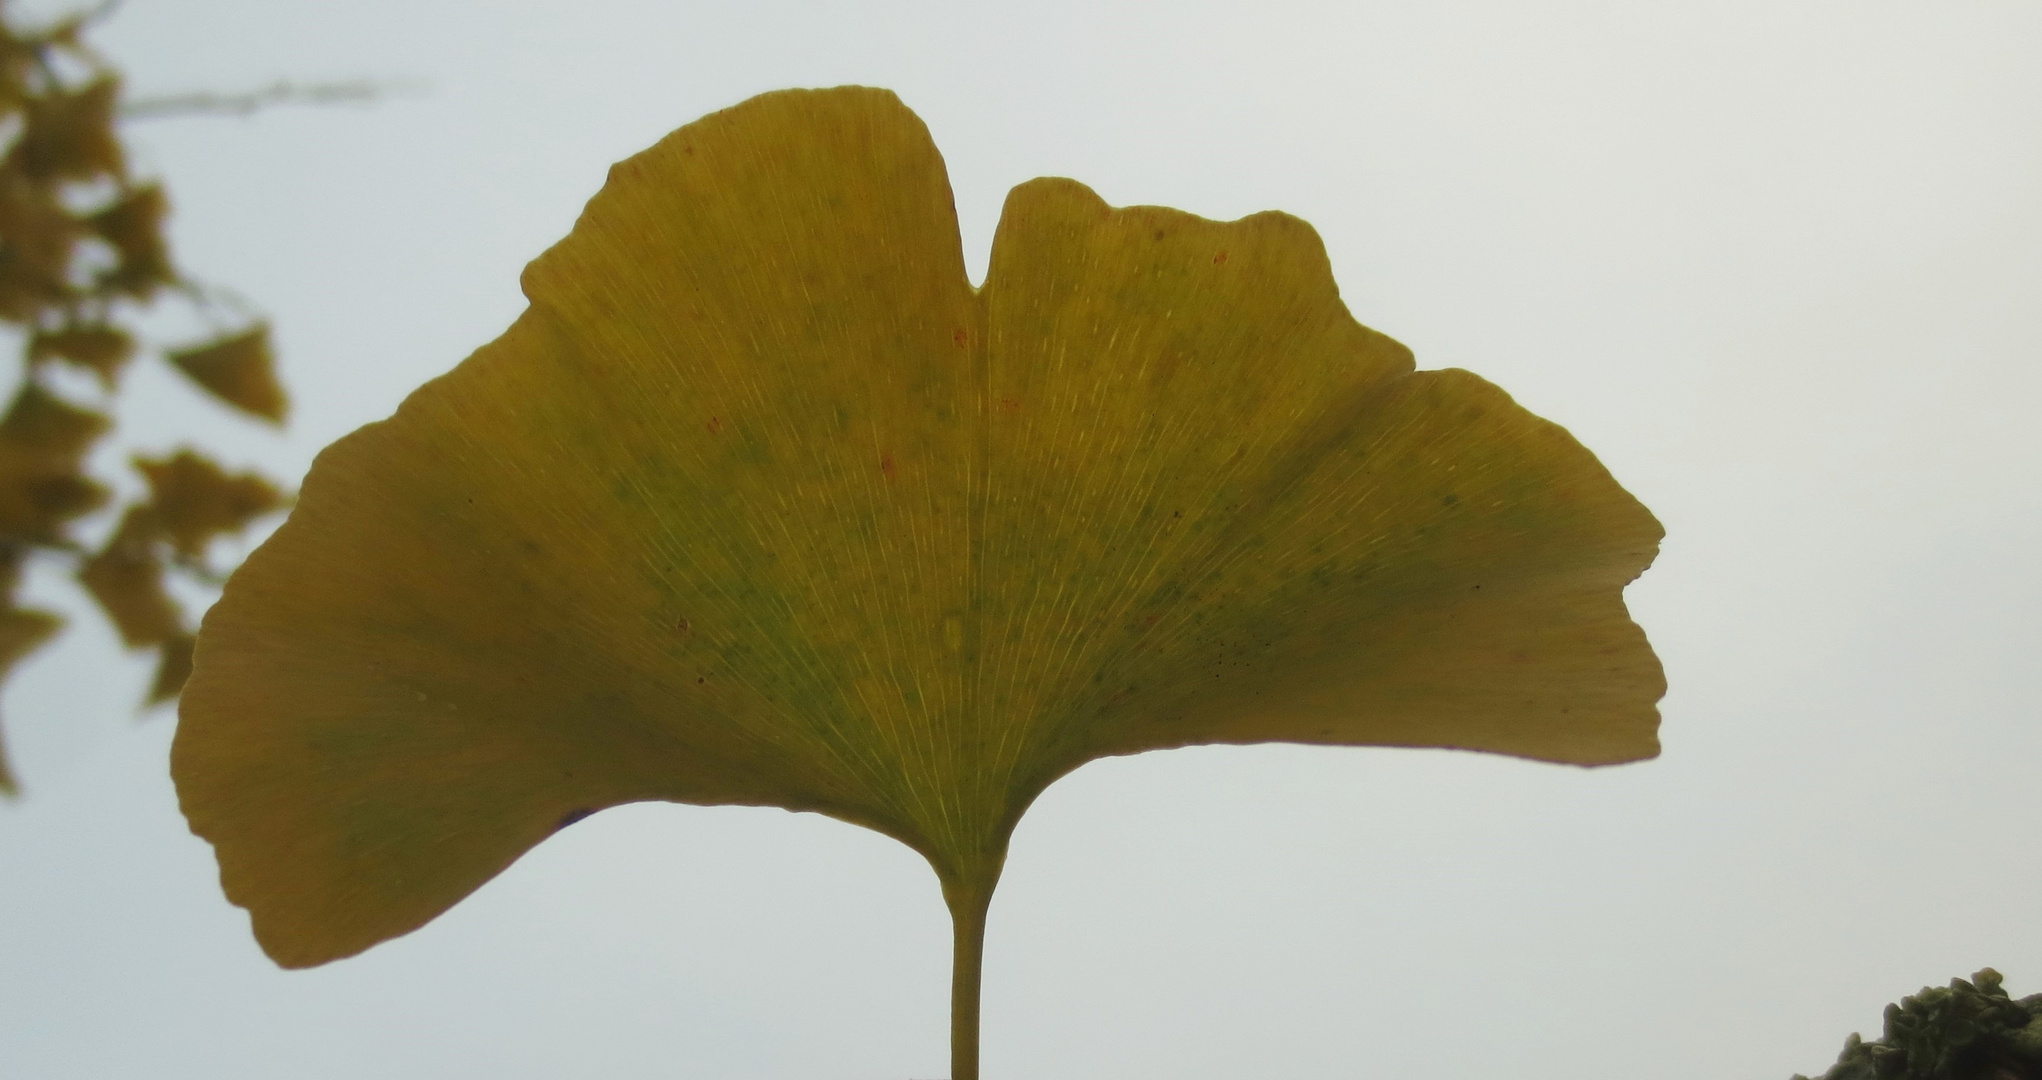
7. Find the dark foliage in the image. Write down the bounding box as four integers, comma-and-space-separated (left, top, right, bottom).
1797, 971, 2042, 1080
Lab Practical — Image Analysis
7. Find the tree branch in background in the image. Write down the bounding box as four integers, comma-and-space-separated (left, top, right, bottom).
122, 77, 423, 120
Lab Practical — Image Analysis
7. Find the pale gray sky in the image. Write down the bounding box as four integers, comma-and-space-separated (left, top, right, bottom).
3, 1, 2041, 1077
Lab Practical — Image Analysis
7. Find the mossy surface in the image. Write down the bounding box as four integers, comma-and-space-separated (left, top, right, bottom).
1798, 970, 2042, 1080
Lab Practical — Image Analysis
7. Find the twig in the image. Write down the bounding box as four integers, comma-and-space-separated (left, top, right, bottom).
121, 78, 425, 120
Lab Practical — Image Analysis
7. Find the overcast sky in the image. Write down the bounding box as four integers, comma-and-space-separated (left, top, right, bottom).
3, 1, 2041, 1077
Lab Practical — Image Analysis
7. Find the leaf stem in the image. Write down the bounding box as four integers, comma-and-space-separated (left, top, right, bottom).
945, 875, 993, 1080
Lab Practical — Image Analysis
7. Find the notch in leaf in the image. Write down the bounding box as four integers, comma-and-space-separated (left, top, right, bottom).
173, 87, 1663, 1080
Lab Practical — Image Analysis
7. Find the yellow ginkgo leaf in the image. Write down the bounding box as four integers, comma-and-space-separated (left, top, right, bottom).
135, 449, 286, 561
165, 325, 287, 423
174, 87, 1661, 1079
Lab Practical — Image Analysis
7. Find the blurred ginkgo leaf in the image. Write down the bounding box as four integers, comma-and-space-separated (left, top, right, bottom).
167, 324, 287, 423
87, 183, 172, 299
29, 325, 135, 387
0, 382, 108, 459
0, 0, 290, 792
174, 87, 1661, 1080
136, 450, 285, 562
0, 383, 109, 542
79, 506, 179, 649
12, 75, 123, 180
0, 182, 80, 320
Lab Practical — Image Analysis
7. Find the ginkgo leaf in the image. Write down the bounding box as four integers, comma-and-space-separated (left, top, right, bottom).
9, 75, 123, 181
0, 382, 108, 462
79, 506, 181, 648
88, 183, 173, 299
0, 383, 110, 542
30, 325, 135, 387
0, 181, 81, 320
174, 87, 1661, 1078
166, 325, 287, 422
135, 449, 286, 561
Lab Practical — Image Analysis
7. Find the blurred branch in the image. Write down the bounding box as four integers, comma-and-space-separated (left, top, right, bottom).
71, 0, 121, 26
121, 78, 425, 120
